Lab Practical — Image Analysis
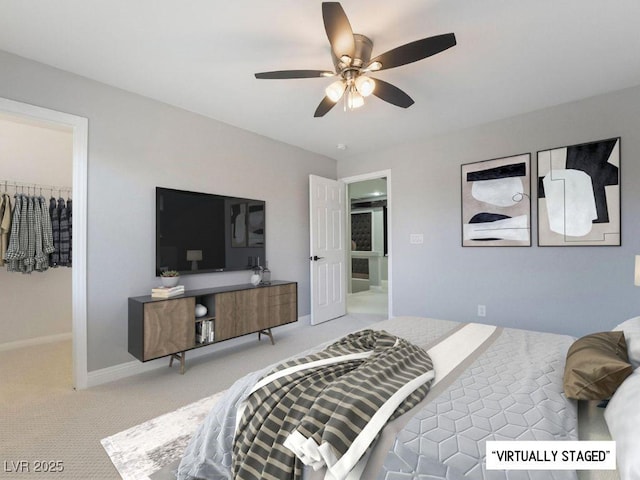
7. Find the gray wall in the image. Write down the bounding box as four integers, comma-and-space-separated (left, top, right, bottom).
339, 85, 640, 337
0, 50, 336, 371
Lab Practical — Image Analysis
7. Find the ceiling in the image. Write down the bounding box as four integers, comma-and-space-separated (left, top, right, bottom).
1, 1, 640, 160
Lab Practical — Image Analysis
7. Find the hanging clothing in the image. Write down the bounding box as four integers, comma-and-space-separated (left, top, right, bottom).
18, 194, 29, 270
67, 198, 72, 267
4, 193, 67, 274
58, 197, 70, 267
40, 196, 55, 261
50, 196, 60, 266
5, 194, 25, 272
33, 197, 47, 272
0, 194, 12, 265
23, 196, 36, 273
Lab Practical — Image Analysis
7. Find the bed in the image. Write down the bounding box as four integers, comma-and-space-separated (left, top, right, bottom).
176, 316, 579, 480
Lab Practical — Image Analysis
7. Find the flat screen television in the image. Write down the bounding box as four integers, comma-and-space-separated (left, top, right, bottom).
156, 187, 265, 276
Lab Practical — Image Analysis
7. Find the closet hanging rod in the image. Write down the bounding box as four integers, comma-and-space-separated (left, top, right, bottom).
1, 180, 72, 196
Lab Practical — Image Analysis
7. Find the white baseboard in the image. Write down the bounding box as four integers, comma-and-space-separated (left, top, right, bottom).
372, 281, 389, 292
87, 356, 174, 388
292, 314, 311, 326
87, 315, 312, 388
87, 341, 250, 387
0, 332, 72, 352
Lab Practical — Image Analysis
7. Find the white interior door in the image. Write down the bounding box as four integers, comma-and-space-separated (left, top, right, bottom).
309, 175, 346, 325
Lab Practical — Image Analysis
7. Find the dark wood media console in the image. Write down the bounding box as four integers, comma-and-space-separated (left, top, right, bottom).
128, 281, 298, 373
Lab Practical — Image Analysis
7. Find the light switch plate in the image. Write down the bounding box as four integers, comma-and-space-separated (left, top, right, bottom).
410, 234, 424, 244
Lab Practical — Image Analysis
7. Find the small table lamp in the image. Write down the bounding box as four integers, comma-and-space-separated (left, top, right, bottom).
187, 250, 203, 271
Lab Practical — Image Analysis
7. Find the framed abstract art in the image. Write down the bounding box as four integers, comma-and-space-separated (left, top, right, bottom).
537, 137, 620, 246
461, 153, 531, 246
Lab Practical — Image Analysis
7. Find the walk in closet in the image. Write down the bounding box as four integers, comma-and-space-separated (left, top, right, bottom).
0, 113, 73, 389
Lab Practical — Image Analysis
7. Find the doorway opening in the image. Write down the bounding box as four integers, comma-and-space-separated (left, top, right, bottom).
0, 97, 88, 389
341, 171, 391, 319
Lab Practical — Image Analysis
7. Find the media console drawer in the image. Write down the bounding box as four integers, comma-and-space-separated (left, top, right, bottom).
128, 281, 298, 373
270, 292, 296, 305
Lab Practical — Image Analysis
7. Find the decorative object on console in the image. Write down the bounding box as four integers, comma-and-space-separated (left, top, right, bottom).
261, 261, 271, 285
250, 266, 262, 286
194, 303, 207, 318
186, 250, 202, 271
160, 270, 180, 287
537, 137, 620, 246
461, 153, 531, 247
151, 285, 185, 298
196, 320, 215, 344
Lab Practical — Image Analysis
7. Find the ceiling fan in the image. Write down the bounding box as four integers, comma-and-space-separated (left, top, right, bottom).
254, 2, 456, 117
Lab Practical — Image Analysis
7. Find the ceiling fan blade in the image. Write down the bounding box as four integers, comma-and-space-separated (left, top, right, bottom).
314, 96, 337, 117
371, 78, 414, 108
322, 2, 355, 60
255, 70, 334, 79
368, 33, 456, 71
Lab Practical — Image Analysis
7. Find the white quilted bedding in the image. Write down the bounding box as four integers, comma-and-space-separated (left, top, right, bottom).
177, 317, 578, 480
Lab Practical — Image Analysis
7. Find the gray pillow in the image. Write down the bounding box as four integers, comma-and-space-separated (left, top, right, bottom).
563, 331, 633, 400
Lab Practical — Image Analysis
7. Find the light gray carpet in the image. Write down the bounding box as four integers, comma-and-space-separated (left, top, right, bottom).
0, 313, 382, 479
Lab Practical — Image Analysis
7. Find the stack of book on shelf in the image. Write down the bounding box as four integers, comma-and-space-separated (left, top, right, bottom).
196, 320, 215, 344
151, 285, 185, 298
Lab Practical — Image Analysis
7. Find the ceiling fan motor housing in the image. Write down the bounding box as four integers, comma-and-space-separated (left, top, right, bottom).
332, 33, 373, 72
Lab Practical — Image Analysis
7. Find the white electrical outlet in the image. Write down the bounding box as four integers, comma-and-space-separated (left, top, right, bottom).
477, 305, 486, 317
409, 234, 424, 244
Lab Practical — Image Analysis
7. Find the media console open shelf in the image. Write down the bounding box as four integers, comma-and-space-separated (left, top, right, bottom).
128, 281, 297, 374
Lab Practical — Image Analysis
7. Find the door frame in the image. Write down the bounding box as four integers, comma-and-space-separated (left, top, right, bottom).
340, 169, 392, 319
0, 97, 89, 390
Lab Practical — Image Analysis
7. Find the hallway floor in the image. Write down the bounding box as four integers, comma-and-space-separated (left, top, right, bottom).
347, 288, 388, 317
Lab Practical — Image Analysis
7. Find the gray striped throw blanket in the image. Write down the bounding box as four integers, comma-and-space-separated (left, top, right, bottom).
232, 329, 435, 480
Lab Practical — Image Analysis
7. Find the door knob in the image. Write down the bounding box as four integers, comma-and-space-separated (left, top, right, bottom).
309, 255, 325, 261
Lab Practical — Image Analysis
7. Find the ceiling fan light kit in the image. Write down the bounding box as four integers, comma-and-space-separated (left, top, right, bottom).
325, 69, 375, 111
354, 76, 375, 97
346, 89, 364, 110
326, 80, 346, 102
254, 2, 456, 117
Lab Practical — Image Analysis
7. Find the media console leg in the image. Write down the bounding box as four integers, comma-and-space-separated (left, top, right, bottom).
169, 351, 186, 374
258, 328, 275, 345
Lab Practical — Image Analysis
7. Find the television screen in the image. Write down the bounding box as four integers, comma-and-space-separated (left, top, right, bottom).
156, 187, 265, 276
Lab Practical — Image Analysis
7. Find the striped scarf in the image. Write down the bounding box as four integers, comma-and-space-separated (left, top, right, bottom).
232, 330, 434, 480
